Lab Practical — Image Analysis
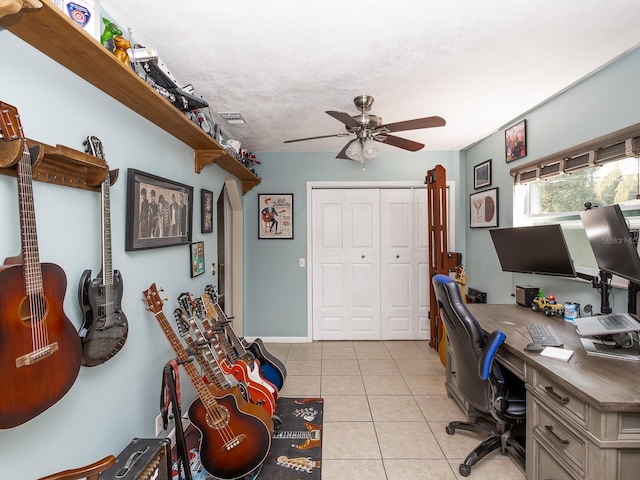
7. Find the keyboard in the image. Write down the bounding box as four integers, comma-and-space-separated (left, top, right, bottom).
599, 314, 637, 331
526, 324, 564, 347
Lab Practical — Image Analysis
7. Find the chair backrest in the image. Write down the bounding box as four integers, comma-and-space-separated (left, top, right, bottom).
432, 274, 493, 411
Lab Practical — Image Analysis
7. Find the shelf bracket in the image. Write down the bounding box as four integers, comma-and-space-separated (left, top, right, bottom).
0, 0, 42, 20
194, 150, 225, 174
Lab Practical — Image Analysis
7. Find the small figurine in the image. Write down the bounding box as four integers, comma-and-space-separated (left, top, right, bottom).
113, 35, 131, 64
100, 17, 122, 53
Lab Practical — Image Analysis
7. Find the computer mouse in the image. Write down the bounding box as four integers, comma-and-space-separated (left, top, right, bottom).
524, 343, 544, 353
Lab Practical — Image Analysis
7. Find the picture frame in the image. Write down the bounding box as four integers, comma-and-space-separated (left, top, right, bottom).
505, 119, 526, 162
470, 187, 499, 228
259, 193, 293, 239
190, 241, 205, 277
201, 189, 213, 234
473, 159, 492, 189
125, 169, 193, 251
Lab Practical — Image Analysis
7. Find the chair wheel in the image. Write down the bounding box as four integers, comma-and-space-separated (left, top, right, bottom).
445, 425, 455, 435
459, 464, 471, 477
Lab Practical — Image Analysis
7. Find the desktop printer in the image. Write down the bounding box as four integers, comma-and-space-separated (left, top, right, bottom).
516, 285, 539, 307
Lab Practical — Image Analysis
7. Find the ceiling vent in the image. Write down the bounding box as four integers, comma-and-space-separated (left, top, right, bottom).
218, 112, 247, 125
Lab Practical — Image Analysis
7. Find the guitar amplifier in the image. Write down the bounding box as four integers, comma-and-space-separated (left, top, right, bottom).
100, 438, 171, 480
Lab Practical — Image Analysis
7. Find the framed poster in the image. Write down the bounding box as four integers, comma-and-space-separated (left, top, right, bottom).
190, 241, 205, 277
201, 189, 213, 234
125, 169, 193, 251
259, 194, 293, 239
470, 187, 499, 228
473, 159, 492, 189
505, 119, 526, 162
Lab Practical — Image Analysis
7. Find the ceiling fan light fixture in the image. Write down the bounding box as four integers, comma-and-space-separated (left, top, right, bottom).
363, 138, 380, 159
345, 141, 363, 161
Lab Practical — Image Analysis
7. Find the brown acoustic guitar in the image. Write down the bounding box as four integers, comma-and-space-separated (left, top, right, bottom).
143, 284, 272, 480
0, 101, 82, 429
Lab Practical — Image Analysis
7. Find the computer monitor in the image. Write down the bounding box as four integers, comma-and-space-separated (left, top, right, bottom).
489, 224, 577, 277
579, 204, 640, 284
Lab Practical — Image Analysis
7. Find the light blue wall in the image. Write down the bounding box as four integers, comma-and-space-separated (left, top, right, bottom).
243, 151, 465, 338
464, 46, 640, 309
0, 31, 230, 478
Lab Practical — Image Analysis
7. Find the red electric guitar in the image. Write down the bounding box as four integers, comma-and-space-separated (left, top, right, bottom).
0, 101, 82, 429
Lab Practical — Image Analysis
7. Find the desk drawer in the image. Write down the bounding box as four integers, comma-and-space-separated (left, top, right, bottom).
497, 348, 525, 381
532, 397, 587, 474
532, 372, 587, 428
535, 442, 578, 480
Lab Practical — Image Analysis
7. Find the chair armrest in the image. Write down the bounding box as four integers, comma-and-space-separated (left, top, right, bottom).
37, 454, 116, 480
478, 330, 506, 380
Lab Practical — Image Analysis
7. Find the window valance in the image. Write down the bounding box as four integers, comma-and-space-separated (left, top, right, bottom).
510, 122, 640, 183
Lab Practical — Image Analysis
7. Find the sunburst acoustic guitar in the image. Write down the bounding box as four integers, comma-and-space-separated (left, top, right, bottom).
0, 101, 82, 429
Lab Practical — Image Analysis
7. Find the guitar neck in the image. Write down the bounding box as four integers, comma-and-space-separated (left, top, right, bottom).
15, 140, 44, 295
101, 175, 113, 287
144, 286, 219, 412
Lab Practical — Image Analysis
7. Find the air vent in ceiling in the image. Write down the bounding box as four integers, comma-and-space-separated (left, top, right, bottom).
218, 112, 247, 125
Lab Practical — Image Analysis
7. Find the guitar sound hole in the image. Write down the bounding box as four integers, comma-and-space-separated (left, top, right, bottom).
205, 405, 230, 430
18, 293, 48, 327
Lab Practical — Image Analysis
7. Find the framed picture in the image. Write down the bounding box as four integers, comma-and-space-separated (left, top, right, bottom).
473, 159, 492, 189
259, 193, 293, 239
470, 187, 499, 228
201, 189, 213, 233
505, 119, 526, 162
125, 169, 193, 251
190, 241, 205, 277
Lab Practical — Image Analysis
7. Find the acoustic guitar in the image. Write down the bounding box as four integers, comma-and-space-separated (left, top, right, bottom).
77, 136, 128, 366
0, 101, 81, 429
143, 284, 272, 480
204, 285, 287, 390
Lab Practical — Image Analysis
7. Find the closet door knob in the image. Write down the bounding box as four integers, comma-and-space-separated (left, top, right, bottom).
396, 255, 400, 259
361, 255, 365, 259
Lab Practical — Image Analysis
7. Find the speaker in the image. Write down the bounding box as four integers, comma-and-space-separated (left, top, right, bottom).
516, 285, 539, 307
101, 438, 171, 480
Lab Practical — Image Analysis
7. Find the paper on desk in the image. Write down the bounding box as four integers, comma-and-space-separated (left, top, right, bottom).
540, 346, 574, 362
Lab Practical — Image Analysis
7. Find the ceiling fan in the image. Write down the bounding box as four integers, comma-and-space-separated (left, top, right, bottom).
283, 95, 446, 162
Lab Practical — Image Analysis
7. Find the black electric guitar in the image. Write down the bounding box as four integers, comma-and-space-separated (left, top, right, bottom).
205, 285, 287, 390
0, 101, 81, 429
143, 284, 272, 480
77, 136, 128, 366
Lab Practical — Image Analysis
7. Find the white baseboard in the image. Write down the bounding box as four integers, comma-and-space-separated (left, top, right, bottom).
243, 336, 312, 344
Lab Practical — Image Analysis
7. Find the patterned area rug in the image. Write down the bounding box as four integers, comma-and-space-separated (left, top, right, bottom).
171, 397, 323, 480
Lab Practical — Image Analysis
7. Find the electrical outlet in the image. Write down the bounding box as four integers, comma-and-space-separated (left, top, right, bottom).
299, 258, 305, 268
155, 414, 164, 436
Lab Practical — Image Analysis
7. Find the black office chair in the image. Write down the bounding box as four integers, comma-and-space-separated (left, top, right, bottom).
432, 274, 526, 477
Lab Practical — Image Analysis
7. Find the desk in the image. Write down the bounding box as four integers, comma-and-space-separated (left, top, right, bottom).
450, 304, 640, 480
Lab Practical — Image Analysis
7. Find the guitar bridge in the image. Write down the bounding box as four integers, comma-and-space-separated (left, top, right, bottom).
221, 434, 245, 451
15, 342, 59, 367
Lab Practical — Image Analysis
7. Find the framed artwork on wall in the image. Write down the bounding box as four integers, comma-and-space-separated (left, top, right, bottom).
470, 187, 499, 228
259, 193, 293, 239
505, 119, 526, 162
201, 189, 213, 234
473, 159, 492, 189
125, 169, 193, 251
190, 241, 205, 277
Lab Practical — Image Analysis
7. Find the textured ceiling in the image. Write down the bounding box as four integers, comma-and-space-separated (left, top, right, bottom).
102, 0, 640, 156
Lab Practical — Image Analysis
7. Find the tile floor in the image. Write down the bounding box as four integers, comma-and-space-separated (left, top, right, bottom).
265, 340, 525, 480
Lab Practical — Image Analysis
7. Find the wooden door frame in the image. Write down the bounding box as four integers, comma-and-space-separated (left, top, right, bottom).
306, 180, 456, 342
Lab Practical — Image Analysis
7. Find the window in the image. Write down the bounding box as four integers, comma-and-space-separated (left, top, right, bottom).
511, 123, 640, 277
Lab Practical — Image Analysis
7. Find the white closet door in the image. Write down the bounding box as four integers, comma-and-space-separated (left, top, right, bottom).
380, 188, 429, 340
312, 189, 381, 340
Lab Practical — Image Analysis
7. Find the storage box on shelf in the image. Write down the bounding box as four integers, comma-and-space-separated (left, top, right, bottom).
0, 0, 260, 194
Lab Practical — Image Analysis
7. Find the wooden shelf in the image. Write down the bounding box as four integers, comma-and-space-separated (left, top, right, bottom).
0, 138, 108, 191
0, 0, 260, 194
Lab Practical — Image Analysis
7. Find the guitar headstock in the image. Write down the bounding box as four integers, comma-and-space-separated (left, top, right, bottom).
0, 101, 24, 141
143, 284, 164, 314
177, 292, 196, 317
204, 284, 218, 302
84, 135, 104, 159
173, 308, 191, 337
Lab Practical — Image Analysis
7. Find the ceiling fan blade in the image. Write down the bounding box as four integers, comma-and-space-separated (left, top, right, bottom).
336, 139, 356, 160
326, 110, 361, 128
381, 116, 446, 133
377, 134, 425, 152
283, 133, 351, 143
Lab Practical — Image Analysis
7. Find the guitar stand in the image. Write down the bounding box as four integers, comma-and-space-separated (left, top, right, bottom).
163, 363, 192, 480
